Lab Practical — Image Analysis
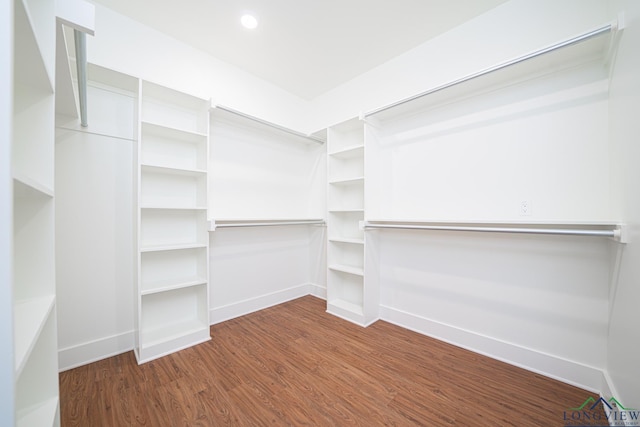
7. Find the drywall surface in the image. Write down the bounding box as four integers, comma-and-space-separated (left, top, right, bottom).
209, 226, 315, 323
377, 229, 610, 391
309, 0, 609, 132
606, 0, 640, 410
55, 83, 135, 370
87, 4, 310, 133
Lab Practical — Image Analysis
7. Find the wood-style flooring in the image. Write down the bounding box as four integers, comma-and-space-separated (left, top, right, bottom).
60, 296, 603, 426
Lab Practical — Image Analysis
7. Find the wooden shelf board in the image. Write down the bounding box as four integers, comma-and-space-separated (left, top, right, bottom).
141, 279, 207, 296
14, 295, 55, 376
140, 163, 207, 176
140, 243, 208, 253
140, 319, 209, 349
328, 144, 364, 159
13, 174, 54, 199
328, 237, 365, 245
328, 264, 364, 277
329, 177, 365, 185
14, 0, 54, 92
141, 120, 208, 140
140, 205, 207, 211
328, 209, 364, 213
327, 299, 364, 318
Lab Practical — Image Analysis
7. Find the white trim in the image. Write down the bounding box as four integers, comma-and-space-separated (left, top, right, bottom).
209, 283, 312, 325
58, 330, 135, 372
379, 305, 604, 392
308, 283, 327, 300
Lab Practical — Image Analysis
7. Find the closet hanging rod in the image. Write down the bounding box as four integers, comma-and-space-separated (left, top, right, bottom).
74, 29, 88, 127
364, 23, 613, 118
213, 105, 325, 144
363, 221, 626, 242
209, 219, 325, 230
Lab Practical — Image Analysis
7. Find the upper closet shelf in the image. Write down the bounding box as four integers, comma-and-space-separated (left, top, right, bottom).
365, 17, 624, 122
13, 174, 54, 199
140, 164, 207, 176
14, 0, 55, 92
141, 120, 208, 139
328, 144, 364, 158
212, 105, 325, 145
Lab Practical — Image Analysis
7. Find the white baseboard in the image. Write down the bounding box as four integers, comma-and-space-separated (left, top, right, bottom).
210, 283, 314, 325
379, 305, 605, 393
58, 330, 135, 372
308, 283, 326, 300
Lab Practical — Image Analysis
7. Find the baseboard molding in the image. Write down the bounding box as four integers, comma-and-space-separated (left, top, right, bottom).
58, 330, 135, 372
210, 283, 314, 325
308, 283, 327, 300
379, 305, 605, 393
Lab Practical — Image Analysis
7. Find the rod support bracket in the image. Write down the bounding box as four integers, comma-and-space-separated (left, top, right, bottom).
613, 224, 628, 244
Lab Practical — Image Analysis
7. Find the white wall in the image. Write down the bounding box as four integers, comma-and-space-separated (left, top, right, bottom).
209, 111, 326, 220
209, 226, 317, 323
365, 64, 612, 222
208, 110, 327, 321
351, 0, 619, 392
607, 0, 640, 409
87, 4, 310, 133
377, 230, 610, 391
55, 81, 135, 370
308, 0, 610, 132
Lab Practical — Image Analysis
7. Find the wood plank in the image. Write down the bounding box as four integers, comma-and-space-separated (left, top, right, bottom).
60, 296, 605, 426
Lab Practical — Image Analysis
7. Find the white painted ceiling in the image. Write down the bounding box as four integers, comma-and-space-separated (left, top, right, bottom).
91, 0, 507, 100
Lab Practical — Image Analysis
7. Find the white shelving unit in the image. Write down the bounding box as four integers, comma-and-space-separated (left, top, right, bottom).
10, 0, 61, 425
326, 118, 378, 326
135, 81, 211, 363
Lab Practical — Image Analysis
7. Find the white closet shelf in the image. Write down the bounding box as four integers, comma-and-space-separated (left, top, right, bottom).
141, 120, 208, 139
327, 299, 364, 317
140, 164, 207, 176
140, 319, 209, 350
329, 209, 364, 213
328, 264, 365, 277
13, 295, 55, 376
16, 396, 58, 427
328, 237, 365, 245
140, 205, 207, 211
366, 19, 622, 121
141, 279, 207, 296
13, 174, 54, 199
329, 177, 365, 185
328, 144, 364, 159
140, 243, 208, 253
14, 0, 54, 92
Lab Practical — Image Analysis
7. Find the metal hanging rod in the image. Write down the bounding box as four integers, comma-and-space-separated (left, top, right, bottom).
74, 29, 88, 127
209, 219, 325, 231
213, 105, 325, 144
364, 23, 614, 118
363, 221, 627, 243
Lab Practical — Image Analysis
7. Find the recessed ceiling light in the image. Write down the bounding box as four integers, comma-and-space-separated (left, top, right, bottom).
241, 14, 258, 29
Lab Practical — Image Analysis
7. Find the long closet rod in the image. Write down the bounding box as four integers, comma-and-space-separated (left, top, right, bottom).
213, 105, 325, 144
210, 219, 325, 230
363, 221, 626, 242
364, 23, 613, 118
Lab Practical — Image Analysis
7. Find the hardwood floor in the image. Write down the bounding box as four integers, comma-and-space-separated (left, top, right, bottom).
60, 296, 604, 426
